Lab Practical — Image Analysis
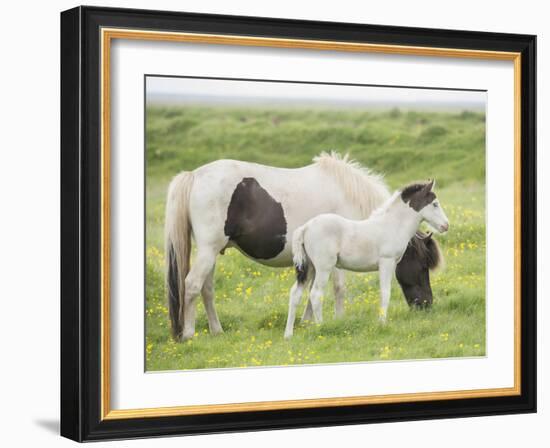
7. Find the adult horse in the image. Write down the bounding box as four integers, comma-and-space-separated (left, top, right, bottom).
165, 152, 443, 341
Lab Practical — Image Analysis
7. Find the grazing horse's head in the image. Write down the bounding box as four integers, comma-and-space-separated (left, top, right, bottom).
395, 231, 443, 309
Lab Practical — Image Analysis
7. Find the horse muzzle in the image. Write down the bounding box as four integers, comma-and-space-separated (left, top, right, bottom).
413, 297, 432, 309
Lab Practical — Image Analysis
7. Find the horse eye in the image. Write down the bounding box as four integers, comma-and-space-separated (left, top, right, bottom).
433, 202, 438, 208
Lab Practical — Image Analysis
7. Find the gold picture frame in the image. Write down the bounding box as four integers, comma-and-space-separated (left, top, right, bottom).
61, 6, 536, 441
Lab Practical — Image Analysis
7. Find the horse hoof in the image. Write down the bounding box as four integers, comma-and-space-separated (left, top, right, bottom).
210, 327, 224, 336
284, 331, 293, 339
181, 332, 195, 341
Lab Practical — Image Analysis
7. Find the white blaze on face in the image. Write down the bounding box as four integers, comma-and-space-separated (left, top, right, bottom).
421, 198, 449, 233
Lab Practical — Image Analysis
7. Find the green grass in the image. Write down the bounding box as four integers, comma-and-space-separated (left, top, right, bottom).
145, 105, 486, 371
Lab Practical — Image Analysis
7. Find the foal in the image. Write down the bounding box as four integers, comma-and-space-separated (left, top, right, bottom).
284, 180, 449, 338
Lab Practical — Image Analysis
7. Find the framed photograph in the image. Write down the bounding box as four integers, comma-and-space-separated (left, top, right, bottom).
60, 6, 536, 442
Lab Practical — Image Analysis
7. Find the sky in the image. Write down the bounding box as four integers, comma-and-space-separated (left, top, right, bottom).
146, 76, 486, 110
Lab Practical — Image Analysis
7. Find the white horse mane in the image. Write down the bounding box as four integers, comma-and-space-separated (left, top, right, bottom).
313, 151, 390, 218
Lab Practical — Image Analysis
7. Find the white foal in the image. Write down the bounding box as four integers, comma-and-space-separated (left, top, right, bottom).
284, 180, 449, 338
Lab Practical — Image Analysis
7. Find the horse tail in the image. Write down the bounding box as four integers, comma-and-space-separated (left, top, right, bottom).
292, 224, 309, 283
165, 171, 194, 340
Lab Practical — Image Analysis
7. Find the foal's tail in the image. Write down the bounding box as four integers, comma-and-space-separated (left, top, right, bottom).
165, 171, 194, 340
292, 224, 309, 284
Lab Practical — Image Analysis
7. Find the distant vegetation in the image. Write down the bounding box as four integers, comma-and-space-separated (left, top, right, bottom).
145, 105, 486, 371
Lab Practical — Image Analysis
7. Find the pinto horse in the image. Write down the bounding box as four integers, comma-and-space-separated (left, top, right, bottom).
165, 153, 443, 341
286, 180, 449, 338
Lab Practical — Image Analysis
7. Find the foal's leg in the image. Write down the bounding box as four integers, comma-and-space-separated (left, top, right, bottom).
309, 269, 331, 324
378, 257, 397, 323
301, 279, 314, 323
284, 281, 307, 339
201, 266, 223, 335
181, 249, 217, 341
302, 267, 343, 323
333, 268, 346, 318
301, 300, 314, 323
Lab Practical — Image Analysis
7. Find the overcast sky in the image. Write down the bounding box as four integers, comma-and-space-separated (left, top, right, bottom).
146, 76, 486, 109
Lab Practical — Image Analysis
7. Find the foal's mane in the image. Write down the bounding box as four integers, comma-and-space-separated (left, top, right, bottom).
313, 151, 389, 218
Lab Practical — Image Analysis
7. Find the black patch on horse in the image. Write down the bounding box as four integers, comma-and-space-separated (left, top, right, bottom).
395, 232, 441, 309
224, 178, 287, 259
401, 181, 436, 212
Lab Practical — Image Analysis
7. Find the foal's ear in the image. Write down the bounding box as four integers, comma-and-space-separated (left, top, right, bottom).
425, 179, 435, 191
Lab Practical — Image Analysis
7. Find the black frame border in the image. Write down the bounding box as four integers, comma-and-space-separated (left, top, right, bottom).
61, 6, 536, 442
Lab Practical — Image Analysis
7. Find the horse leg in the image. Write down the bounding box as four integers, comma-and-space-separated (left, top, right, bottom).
309, 269, 331, 324
181, 249, 217, 341
301, 279, 314, 323
333, 268, 346, 318
303, 268, 344, 321
300, 267, 316, 323
378, 257, 396, 323
284, 281, 306, 339
301, 299, 313, 323
201, 266, 223, 335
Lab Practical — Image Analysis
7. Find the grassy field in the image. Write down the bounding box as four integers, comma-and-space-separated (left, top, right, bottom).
145, 105, 486, 371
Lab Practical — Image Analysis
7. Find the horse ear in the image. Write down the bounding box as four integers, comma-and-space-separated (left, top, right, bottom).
422, 179, 435, 193
426, 232, 433, 240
